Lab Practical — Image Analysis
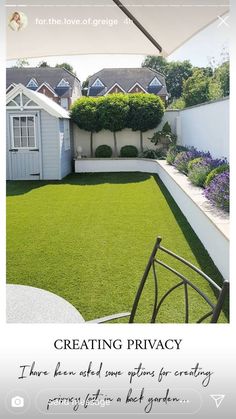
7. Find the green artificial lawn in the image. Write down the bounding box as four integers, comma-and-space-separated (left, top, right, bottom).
6, 173, 228, 323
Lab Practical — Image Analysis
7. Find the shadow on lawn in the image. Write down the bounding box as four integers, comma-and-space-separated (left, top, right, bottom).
154, 175, 229, 320
6, 172, 152, 196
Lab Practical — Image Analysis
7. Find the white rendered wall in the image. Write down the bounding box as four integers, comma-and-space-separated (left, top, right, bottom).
176, 98, 229, 159
75, 158, 229, 280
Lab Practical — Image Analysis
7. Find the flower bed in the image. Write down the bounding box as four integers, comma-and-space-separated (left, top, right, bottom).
166, 146, 229, 212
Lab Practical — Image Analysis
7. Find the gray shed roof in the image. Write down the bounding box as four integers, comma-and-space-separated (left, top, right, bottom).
6, 84, 70, 119
88, 68, 168, 96
6, 67, 80, 97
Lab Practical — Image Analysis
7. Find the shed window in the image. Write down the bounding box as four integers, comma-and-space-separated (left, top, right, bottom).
11, 116, 36, 148
59, 119, 70, 151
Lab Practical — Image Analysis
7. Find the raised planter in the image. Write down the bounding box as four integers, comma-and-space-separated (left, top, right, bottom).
74, 158, 229, 280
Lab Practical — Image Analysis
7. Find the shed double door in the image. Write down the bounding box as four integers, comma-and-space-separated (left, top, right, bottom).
9, 114, 41, 180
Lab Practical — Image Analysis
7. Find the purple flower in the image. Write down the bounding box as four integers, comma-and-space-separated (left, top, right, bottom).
174, 148, 212, 174
204, 171, 229, 212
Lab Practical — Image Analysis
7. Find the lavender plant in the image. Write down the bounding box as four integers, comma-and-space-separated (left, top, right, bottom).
204, 171, 229, 212
174, 148, 211, 174
188, 157, 228, 187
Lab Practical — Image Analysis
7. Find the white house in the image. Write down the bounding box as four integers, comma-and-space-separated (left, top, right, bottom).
6, 84, 72, 180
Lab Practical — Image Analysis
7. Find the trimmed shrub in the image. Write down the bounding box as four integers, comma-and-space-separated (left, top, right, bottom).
70, 96, 103, 157
120, 145, 138, 158
204, 171, 229, 212
166, 145, 188, 165
205, 163, 229, 187
127, 93, 165, 151
97, 94, 130, 156
162, 121, 172, 134
95, 145, 112, 158
139, 149, 164, 159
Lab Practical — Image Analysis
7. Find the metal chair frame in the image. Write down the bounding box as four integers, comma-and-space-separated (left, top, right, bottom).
87, 237, 229, 324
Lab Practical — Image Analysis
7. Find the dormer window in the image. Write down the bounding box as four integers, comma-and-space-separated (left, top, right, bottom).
149, 77, 162, 87
27, 78, 38, 89
57, 78, 70, 87
92, 78, 104, 87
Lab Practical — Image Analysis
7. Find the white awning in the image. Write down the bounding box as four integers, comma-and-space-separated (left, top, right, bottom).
6, 0, 229, 59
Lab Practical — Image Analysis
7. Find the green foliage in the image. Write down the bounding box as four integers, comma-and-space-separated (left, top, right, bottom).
187, 157, 204, 172
98, 94, 129, 132
214, 61, 230, 97
120, 145, 138, 158
127, 93, 164, 132
208, 79, 223, 101
166, 145, 188, 165
14, 58, 29, 68
168, 97, 186, 110
162, 121, 172, 134
70, 97, 102, 133
98, 94, 129, 156
71, 97, 103, 156
188, 164, 212, 187
95, 145, 113, 158
205, 163, 230, 187
182, 69, 210, 107
149, 123, 176, 146
142, 56, 168, 75
139, 149, 165, 159
165, 60, 193, 100
38, 61, 50, 68
142, 57, 193, 100
56, 62, 76, 75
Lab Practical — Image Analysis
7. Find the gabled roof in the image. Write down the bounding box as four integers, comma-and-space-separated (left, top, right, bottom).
6, 67, 80, 97
88, 68, 167, 96
6, 84, 70, 119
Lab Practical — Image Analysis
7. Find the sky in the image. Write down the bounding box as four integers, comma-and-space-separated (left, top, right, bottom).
7, 14, 229, 83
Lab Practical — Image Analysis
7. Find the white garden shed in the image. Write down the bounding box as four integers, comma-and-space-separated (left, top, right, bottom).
6, 84, 72, 180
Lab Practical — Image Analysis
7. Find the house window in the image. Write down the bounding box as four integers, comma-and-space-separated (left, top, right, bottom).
92, 78, 104, 87
11, 116, 36, 148
149, 77, 162, 87
27, 78, 38, 89
57, 78, 70, 87
60, 98, 69, 109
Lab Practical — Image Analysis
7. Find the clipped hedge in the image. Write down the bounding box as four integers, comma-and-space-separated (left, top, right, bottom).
95, 145, 113, 158
120, 145, 138, 158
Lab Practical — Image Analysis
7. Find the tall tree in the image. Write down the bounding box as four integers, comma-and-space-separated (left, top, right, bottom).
70, 97, 102, 157
98, 94, 129, 156
56, 63, 76, 75
38, 61, 50, 67
142, 56, 168, 75
142, 56, 193, 101
214, 61, 230, 97
14, 58, 29, 67
127, 94, 164, 151
182, 69, 210, 107
82, 77, 91, 96
165, 60, 193, 100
